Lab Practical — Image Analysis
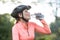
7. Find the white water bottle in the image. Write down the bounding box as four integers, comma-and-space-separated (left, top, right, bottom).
31, 13, 44, 20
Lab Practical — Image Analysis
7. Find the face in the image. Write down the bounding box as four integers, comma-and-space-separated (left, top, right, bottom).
22, 9, 30, 20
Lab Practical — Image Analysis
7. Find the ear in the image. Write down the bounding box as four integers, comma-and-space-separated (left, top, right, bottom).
18, 13, 22, 18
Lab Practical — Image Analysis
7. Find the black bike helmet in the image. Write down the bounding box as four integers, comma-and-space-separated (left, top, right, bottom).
11, 5, 31, 18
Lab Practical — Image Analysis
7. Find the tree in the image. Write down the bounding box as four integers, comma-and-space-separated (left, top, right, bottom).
0, 13, 14, 40
50, 16, 60, 40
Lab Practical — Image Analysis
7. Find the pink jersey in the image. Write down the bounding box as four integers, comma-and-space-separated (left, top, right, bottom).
12, 19, 51, 40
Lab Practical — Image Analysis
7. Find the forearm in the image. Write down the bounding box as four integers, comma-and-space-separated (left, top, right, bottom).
40, 19, 51, 34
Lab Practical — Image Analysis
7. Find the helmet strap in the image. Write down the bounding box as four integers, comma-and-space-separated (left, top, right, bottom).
21, 13, 28, 22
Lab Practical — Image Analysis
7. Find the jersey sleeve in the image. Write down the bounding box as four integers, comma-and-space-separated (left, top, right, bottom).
33, 19, 51, 34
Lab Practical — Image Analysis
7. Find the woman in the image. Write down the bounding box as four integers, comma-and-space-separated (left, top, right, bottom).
11, 5, 51, 40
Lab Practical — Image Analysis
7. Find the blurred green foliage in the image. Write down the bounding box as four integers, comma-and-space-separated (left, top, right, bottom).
0, 13, 60, 40
0, 13, 14, 40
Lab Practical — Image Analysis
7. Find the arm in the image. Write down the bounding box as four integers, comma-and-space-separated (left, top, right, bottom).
12, 26, 19, 40
34, 19, 51, 34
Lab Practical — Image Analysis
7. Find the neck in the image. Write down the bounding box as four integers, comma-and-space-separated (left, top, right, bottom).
20, 19, 28, 29
20, 19, 28, 24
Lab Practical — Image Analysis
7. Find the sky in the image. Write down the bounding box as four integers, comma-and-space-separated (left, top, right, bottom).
0, 0, 59, 25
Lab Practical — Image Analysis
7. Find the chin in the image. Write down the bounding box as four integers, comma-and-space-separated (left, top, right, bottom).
27, 18, 30, 21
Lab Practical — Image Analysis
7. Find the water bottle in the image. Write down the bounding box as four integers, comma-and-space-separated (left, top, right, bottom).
31, 13, 44, 20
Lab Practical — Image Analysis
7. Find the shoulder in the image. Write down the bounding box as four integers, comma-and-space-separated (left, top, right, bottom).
12, 22, 23, 30
12, 24, 19, 33
12, 23, 20, 29
12, 24, 18, 30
